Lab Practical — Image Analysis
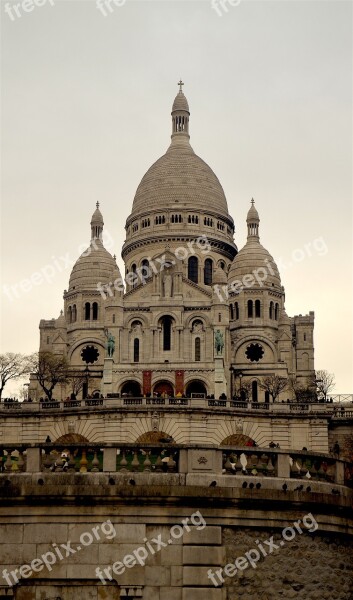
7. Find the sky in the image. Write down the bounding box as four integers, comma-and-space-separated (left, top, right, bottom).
1, 0, 352, 395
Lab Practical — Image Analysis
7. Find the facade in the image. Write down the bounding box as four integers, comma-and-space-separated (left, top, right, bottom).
2, 84, 353, 600
31, 84, 315, 403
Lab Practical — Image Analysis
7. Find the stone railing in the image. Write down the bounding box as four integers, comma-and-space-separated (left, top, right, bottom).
1, 397, 352, 415
0, 444, 351, 489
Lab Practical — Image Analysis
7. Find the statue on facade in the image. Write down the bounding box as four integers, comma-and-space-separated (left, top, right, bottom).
214, 329, 224, 355
105, 330, 115, 358
163, 273, 172, 298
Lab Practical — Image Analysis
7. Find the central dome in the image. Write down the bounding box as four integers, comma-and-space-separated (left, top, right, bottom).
129, 84, 232, 222
131, 144, 230, 217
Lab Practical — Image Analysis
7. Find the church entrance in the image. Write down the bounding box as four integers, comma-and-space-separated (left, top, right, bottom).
153, 381, 174, 397
186, 380, 207, 397
121, 381, 142, 397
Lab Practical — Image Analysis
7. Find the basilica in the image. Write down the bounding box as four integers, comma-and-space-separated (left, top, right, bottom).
30, 84, 315, 402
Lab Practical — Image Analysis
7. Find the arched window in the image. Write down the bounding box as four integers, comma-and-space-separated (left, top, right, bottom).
141, 259, 150, 281
188, 256, 198, 283
112, 314, 115, 324
162, 316, 172, 351
255, 300, 261, 318
275, 303, 279, 320
230, 304, 234, 320
68, 306, 72, 323
84, 302, 90, 321
247, 300, 253, 318
269, 301, 274, 319
195, 337, 201, 362
204, 258, 213, 285
235, 302, 239, 320
72, 304, 77, 322
252, 380, 258, 403
92, 302, 98, 320
133, 338, 140, 363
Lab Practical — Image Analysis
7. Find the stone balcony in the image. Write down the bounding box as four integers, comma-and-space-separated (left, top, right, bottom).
1, 396, 352, 418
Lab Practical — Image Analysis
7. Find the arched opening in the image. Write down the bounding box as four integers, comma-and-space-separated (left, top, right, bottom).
186, 380, 207, 397
55, 433, 90, 444
72, 304, 77, 322
235, 302, 239, 320
195, 337, 201, 362
141, 259, 150, 281
92, 302, 98, 320
162, 316, 172, 351
133, 338, 140, 363
84, 302, 90, 321
252, 380, 258, 402
153, 381, 174, 397
255, 299, 261, 318
229, 304, 234, 320
220, 434, 257, 447
188, 256, 199, 284
265, 390, 270, 403
68, 306, 72, 323
247, 299, 253, 318
269, 301, 274, 319
136, 431, 175, 444
121, 381, 142, 397
204, 258, 213, 285
275, 303, 279, 320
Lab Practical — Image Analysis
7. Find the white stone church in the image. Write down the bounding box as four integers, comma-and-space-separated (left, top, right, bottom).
30, 84, 315, 402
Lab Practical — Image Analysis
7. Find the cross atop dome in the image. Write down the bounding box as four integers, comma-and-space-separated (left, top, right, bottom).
96, 201, 100, 209
178, 79, 184, 92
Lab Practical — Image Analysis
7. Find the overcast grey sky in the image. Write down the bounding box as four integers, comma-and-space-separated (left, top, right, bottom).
1, 0, 352, 394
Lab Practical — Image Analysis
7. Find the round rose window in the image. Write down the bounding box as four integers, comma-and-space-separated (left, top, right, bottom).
245, 343, 264, 362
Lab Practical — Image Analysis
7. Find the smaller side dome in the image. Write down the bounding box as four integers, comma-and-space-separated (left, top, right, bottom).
213, 266, 228, 285
229, 200, 281, 291
68, 205, 121, 292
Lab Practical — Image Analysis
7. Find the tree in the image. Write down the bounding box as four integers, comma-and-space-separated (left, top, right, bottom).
0, 353, 32, 400
234, 379, 252, 401
67, 372, 85, 397
313, 370, 335, 400
29, 352, 69, 400
288, 377, 314, 402
259, 375, 288, 402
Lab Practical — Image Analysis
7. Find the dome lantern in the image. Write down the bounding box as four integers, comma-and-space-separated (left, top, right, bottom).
247, 198, 260, 240
91, 201, 104, 241
171, 79, 190, 141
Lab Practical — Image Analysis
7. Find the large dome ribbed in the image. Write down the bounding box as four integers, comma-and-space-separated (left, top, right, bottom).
128, 83, 232, 221
130, 142, 230, 218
